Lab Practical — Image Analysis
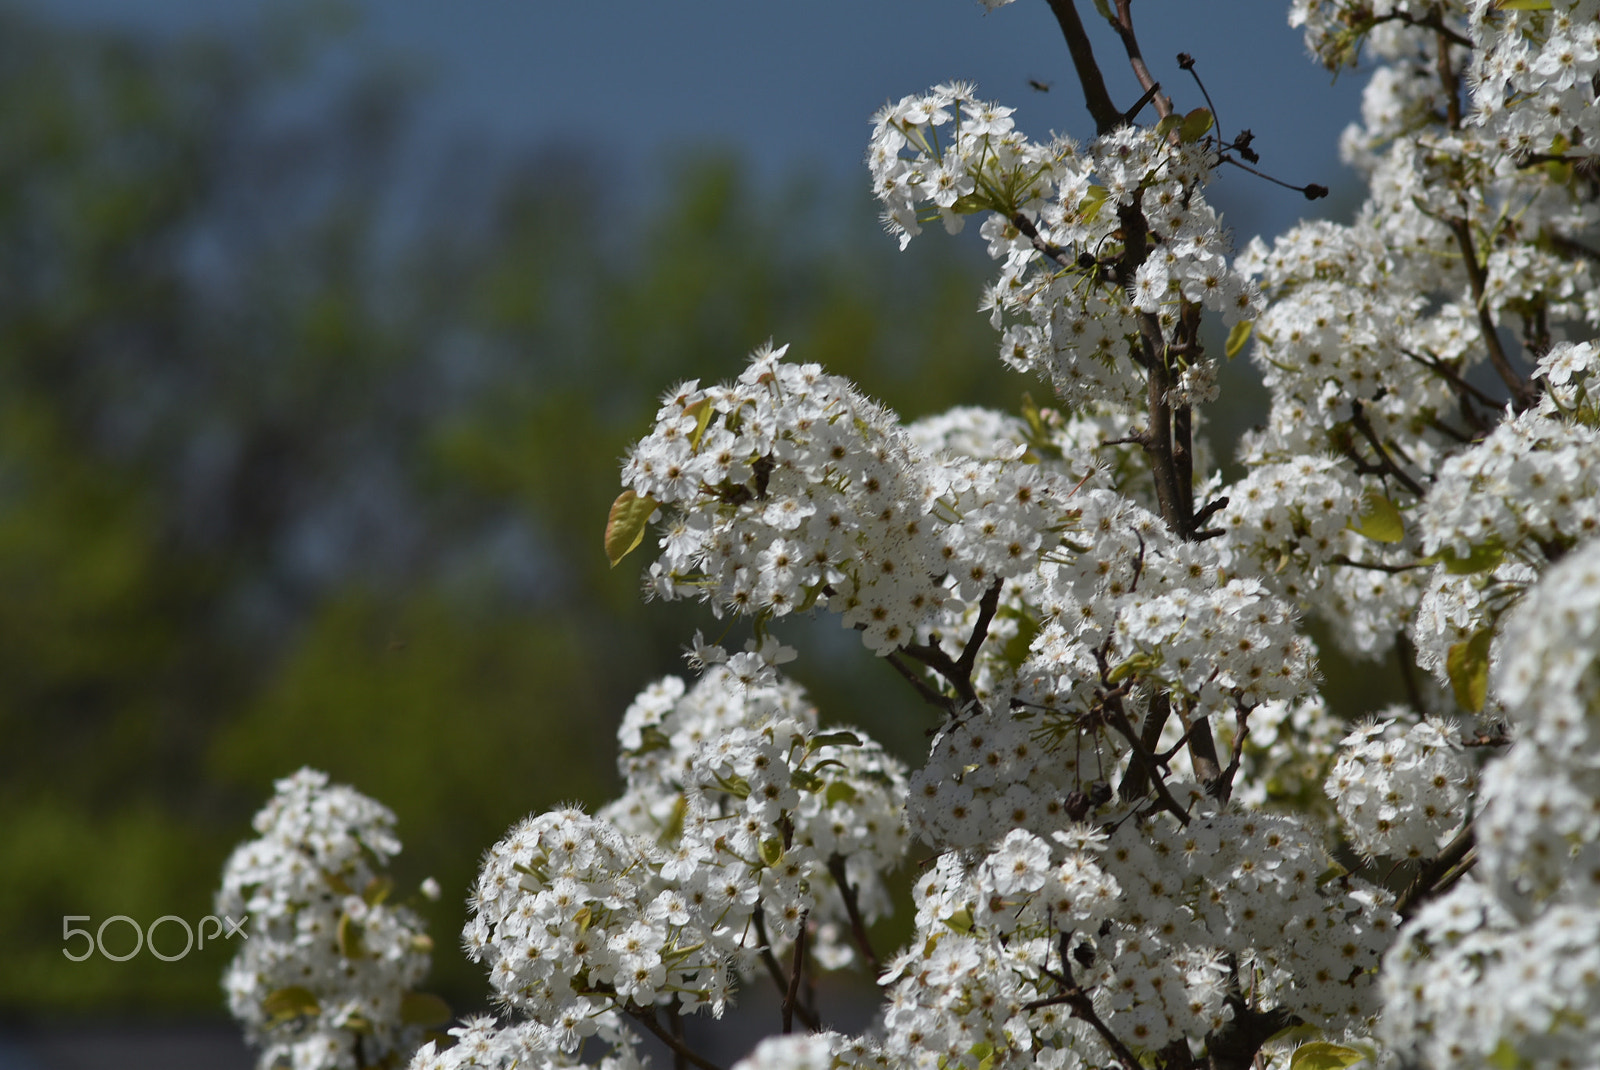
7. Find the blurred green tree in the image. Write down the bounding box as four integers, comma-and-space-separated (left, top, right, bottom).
0, 9, 1011, 1017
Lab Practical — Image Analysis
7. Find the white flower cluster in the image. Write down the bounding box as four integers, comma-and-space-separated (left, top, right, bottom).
407, 1016, 641, 1070
881, 813, 1396, 1070
1469, 0, 1600, 161
217, 768, 436, 1070
622, 344, 1087, 654
1325, 712, 1472, 860
439, 668, 908, 1064
1382, 539, 1600, 1068
868, 84, 1259, 409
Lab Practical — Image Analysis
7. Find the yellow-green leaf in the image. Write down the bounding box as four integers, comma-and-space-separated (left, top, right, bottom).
262, 986, 321, 1022
944, 908, 975, 934
790, 767, 825, 793
809, 730, 863, 751
1350, 489, 1405, 544
1438, 539, 1505, 575
684, 398, 715, 449
1154, 114, 1183, 141
1289, 1042, 1365, 1070
400, 992, 452, 1028
1080, 184, 1111, 224
759, 837, 784, 867
362, 875, 392, 907
824, 781, 859, 807
1107, 650, 1161, 684
1495, 0, 1552, 9
1180, 107, 1214, 143
1225, 320, 1253, 358
950, 192, 991, 215
337, 913, 364, 959
604, 490, 658, 568
1446, 627, 1493, 713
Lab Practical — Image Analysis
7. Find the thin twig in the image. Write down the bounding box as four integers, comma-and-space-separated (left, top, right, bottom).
1396, 822, 1477, 919
624, 1006, 726, 1070
1349, 400, 1427, 497
955, 580, 1005, 681
827, 854, 881, 975
1043, 0, 1123, 135
1446, 217, 1536, 410
782, 911, 809, 1034
884, 651, 956, 714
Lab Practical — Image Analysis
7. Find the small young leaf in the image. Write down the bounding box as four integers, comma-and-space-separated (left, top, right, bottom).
790, 767, 825, 793
809, 730, 863, 751
262, 986, 321, 1022
1079, 185, 1111, 223
1438, 539, 1505, 575
684, 398, 715, 450
759, 837, 784, 866
1289, 1042, 1365, 1070
362, 875, 393, 907
1225, 320, 1253, 358
950, 192, 991, 215
337, 913, 365, 960
1154, 114, 1183, 141
824, 781, 859, 807
1446, 628, 1493, 713
605, 490, 658, 568
1180, 107, 1214, 143
944, 908, 975, 934
1349, 489, 1405, 543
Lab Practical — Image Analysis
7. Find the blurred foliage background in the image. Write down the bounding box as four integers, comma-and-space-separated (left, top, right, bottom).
0, 6, 1019, 1020
0, 3, 1394, 1028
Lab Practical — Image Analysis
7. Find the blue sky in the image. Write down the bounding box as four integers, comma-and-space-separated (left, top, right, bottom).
25, 0, 1367, 246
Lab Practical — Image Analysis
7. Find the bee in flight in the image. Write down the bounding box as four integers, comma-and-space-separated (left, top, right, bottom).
1027, 78, 1052, 93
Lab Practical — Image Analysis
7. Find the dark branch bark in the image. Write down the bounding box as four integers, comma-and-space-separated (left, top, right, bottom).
625, 1007, 726, 1070
1044, 0, 1124, 135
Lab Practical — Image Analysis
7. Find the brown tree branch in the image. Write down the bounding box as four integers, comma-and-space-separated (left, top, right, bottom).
1044, 0, 1124, 135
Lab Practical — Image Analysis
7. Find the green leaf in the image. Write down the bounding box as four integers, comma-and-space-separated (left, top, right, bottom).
1107, 650, 1161, 684
362, 874, 392, 907
944, 908, 975, 934
1179, 107, 1214, 143
1495, 0, 1552, 9
1079, 185, 1111, 224
1438, 539, 1505, 575
684, 398, 716, 450
949, 192, 991, 215
1225, 320, 1253, 359
714, 771, 751, 799
759, 837, 784, 866
605, 490, 658, 568
1289, 1043, 1365, 1070
1446, 628, 1493, 713
1154, 114, 1183, 141
1487, 1038, 1523, 1069
1349, 489, 1405, 544
809, 730, 862, 751
1316, 863, 1350, 886
790, 767, 825, 793
824, 781, 859, 807
261, 986, 321, 1022
337, 912, 365, 959
400, 992, 452, 1028
629, 724, 673, 757
1091, 0, 1114, 21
